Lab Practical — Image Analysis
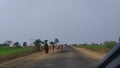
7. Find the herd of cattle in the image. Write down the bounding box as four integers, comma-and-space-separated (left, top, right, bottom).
40, 44, 64, 53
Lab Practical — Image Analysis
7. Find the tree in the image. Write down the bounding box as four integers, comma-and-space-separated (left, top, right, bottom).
54, 38, 59, 45
23, 42, 27, 47
4, 40, 13, 47
92, 42, 95, 45
13, 42, 21, 48
0, 44, 9, 47
50, 41, 55, 45
104, 41, 117, 49
34, 39, 42, 51
83, 42, 87, 46
64, 43, 68, 46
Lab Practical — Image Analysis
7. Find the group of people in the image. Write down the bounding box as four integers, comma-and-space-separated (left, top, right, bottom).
44, 40, 64, 54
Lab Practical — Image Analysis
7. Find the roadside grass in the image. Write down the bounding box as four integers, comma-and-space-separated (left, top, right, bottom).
0, 47, 33, 56
82, 45, 107, 49
76, 45, 111, 52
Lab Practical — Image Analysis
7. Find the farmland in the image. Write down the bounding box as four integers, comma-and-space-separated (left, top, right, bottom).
0, 47, 33, 56
74, 41, 117, 53
80, 45, 110, 52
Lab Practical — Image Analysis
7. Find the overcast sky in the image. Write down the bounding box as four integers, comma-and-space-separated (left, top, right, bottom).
0, 0, 120, 44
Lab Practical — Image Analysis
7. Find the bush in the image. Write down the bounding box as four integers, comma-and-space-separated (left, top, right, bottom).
104, 41, 117, 49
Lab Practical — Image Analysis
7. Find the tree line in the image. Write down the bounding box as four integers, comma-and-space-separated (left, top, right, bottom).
0, 38, 59, 51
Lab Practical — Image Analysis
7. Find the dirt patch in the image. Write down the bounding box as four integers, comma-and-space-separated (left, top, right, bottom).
73, 46, 107, 61
86, 48, 109, 53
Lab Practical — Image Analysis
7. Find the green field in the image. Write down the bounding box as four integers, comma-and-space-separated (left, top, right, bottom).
0, 47, 33, 56
82, 45, 108, 49
77, 44, 116, 52
76, 41, 117, 52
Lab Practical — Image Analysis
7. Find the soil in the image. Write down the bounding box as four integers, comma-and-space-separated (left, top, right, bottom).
0, 46, 107, 68
73, 46, 107, 61
0, 50, 56, 68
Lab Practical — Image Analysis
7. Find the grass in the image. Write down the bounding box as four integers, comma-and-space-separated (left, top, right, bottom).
82, 45, 108, 49
0, 47, 33, 56
76, 45, 111, 52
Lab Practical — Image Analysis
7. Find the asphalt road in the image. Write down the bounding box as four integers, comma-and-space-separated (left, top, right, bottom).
31, 46, 98, 68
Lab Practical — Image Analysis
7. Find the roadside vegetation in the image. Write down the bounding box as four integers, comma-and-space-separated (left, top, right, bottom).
0, 38, 61, 63
0, 47, 33, 56
73, 41, 117, 52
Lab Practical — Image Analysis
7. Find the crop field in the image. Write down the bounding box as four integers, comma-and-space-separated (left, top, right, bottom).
77, 44, 116, 53
75, 41, 117, 53
82, 45, 109, 51
0, 47, 33, 56
82, 45, 108, 49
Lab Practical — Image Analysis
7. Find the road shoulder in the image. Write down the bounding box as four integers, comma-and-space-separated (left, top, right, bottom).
72, 46, 107, 61
0, 50, 56, 68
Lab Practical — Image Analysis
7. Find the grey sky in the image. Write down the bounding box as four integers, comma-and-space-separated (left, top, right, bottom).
0, 0, 120, 44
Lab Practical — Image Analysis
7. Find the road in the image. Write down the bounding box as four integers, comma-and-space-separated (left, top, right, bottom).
0, 46, 98, 68
29, 46, 98, 68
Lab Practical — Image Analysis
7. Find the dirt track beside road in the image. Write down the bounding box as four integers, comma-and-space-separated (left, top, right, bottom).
0, 50, 56, 68
73, 46, 107, 61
